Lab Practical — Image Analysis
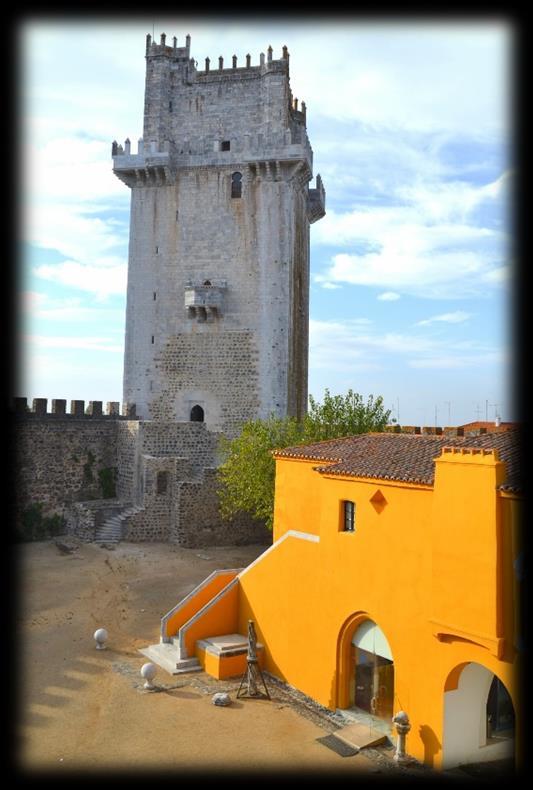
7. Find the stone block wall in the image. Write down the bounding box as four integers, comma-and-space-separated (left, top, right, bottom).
14, 414, 123, 526
13, 402, 270, 548
173, 468, 271, 548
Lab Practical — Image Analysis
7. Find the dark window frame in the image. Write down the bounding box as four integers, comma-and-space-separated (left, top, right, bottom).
343, 500, 356, 532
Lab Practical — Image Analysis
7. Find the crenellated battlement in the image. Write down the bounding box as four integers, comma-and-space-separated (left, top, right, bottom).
12, 397, 138, 419
145, 32, 191, 61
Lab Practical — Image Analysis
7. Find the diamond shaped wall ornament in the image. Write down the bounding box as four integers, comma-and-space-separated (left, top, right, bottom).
370, 489, 387, 514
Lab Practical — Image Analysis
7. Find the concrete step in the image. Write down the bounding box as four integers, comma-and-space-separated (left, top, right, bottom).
139, 643, 203, 676
333, 722, 388, 751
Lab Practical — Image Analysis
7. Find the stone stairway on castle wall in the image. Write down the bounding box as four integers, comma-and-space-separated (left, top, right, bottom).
95, 504, 145, 545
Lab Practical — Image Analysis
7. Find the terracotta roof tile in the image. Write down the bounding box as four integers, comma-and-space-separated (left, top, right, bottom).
274, 429, 522, 492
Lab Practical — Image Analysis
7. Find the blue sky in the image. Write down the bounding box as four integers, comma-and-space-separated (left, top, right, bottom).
19, 17, 513, 426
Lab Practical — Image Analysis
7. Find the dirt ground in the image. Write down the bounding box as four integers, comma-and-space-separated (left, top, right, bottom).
13, 537, 445, 779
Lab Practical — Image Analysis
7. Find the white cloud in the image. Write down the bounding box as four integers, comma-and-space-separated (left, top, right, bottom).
377, 292, 401, 301
289, 23, 509, 135
319, 281, 342, 290
416, 311, 472, 327
309, 318, 502, 374
396, 172, 510, 223
34, 261, 127, 299
25, 334, 124, 353
20, 291, 124, 322
313, 185, 508, 298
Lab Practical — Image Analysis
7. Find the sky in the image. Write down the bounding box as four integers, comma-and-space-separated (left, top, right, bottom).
18, 15, 515, 427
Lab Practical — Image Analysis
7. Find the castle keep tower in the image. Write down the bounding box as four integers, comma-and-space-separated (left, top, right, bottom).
113, 34, 325, 434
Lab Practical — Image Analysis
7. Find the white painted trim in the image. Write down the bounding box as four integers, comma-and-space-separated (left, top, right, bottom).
160, 568, 243, 641
238, 529, 319, 580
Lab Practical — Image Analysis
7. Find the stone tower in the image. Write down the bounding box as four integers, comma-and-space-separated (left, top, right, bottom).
113, 34, 325, 435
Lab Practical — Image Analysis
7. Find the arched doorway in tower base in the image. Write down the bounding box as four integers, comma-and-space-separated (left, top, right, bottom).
442, 662, 515, 770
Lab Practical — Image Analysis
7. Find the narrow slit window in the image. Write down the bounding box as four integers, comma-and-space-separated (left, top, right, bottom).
343, 501, 355, 532
151, 335, 154, 345
231, 171, 242, 199
157, 471, 168, 494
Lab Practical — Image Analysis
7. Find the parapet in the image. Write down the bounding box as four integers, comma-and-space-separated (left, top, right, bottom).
385, 425, 465, 436
11, 397, 138, 420
145, 32, 191, 61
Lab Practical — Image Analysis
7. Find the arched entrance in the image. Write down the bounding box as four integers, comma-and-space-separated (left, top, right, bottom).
442, 662, 515, 770
338, 615, 394, 725
190, 404, 204, 422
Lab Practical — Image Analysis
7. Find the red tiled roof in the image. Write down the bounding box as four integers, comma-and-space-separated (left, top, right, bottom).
273, 430, 522, 492
458, 421, 518, 432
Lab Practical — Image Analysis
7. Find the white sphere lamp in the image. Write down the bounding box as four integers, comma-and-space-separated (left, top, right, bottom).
141, 662, 157, 689
94, 628, 108, 650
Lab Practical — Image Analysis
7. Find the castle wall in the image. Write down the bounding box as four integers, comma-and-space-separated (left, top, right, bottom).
14, 415, 121, 523
172, 468, 270, 548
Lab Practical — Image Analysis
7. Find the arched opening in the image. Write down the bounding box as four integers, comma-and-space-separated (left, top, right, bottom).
337, 614, 394, 726
351, 619, 394, 722
190, 404, 204, 422
231, 171, 242, 198
442, 663, 515, 770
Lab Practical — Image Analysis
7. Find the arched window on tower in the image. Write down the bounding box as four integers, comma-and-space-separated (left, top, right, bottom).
190, 405, 205, 422
231, 171, 242, 199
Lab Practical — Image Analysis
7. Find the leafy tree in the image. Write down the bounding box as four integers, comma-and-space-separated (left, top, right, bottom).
217, 415, 304, 531
304, 389, 390, 441
217, 389, 391, 530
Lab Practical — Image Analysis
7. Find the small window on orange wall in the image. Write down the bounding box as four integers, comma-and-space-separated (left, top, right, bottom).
342, 500, 356, 532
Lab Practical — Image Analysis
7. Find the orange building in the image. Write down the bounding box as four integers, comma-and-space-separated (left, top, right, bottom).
144, 429, 522, 771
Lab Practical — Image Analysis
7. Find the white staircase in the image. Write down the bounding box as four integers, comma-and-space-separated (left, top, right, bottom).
139, 641, 203, 675
95, 504, 144, 545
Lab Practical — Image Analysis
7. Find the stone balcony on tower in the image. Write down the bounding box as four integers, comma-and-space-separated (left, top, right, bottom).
184, 280, 227, 323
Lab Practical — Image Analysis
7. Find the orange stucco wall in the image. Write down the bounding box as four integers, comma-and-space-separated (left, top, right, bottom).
236, 447, 522, 769
162, 570, 239, 639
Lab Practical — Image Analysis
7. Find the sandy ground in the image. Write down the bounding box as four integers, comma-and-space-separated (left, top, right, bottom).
14, 537, 441, 779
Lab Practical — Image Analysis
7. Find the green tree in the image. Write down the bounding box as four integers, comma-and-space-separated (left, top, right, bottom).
217, 415, 304, 531
217, 389, 391, 530
304, 389, 390, 441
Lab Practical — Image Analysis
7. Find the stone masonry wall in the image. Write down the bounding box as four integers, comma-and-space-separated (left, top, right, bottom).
14, 417, 121, 526
117, 37, 320, 430
172, 468, 271, 548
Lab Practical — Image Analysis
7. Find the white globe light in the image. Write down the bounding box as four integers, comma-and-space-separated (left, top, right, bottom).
94, 628, 108, 649
141, 662, 157, 688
